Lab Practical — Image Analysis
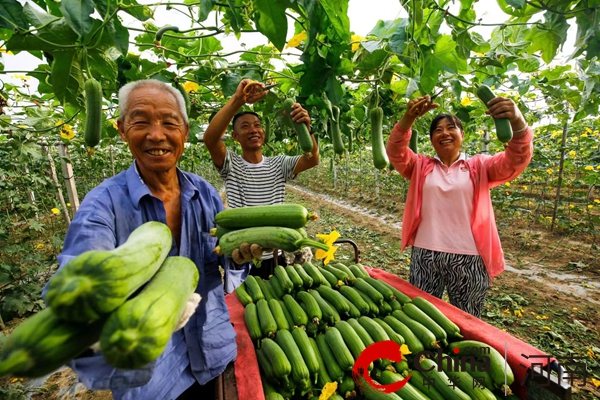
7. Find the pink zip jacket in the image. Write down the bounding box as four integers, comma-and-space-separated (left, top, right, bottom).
386, 124, 534, 279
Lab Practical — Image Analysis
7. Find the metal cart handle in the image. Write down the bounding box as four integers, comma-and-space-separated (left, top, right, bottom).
323, 239, 361, 264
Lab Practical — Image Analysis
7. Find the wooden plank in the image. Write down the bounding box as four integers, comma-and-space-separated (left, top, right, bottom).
221, 363, 238, 400
57, 144, 80, 214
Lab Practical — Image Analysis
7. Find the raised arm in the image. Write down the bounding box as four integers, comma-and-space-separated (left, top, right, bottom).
482, 97, 533, 185
386, 95, 439, 179
203, 79, 268, 168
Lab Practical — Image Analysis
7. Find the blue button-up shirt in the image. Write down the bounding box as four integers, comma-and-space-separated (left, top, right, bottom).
42, 163, 237, 400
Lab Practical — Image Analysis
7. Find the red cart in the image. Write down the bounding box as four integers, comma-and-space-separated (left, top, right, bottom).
218, 240, 572, 400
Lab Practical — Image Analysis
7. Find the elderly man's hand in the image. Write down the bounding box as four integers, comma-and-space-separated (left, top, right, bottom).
174, 293, 201, 331
88, 293, 202, 353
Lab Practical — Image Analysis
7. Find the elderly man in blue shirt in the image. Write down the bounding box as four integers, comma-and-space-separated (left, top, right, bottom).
42, 79, 237, 399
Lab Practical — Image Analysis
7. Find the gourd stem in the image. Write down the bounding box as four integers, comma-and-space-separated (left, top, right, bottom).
297, 239, 330, 252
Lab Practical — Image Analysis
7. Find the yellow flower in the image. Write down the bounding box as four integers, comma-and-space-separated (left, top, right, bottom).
350, 34, 366, 52
400, 344, 412, 360
110, 119, 118, 130
461, 96, 472, 107
569, 150, 576, 157
0, 45, 13, 55
17, 125, 29, 129
51, 208, 60, 215
315, 230, 340, 265
286, 30, 307, 48
588, 205, 594, 209
522, 186, 528, 190
594, 199, 600, 204
503, 308, 510, 314
591, 377, 600, 388
581, 133, 588, 138
571, 137, 579, 142
573, 307, 578, 311
504, 182, 511, 187
36, 243, 44, 249
542, 326, 552, 331
569, 204, 574, 209
535, 315, 548, 320
547, 168, 553, 175
182, 81, 199, 93
319, 381, 338, 400
67, 203, 71, 207
514, 309, 523, 317
585, 127, 592, 134
11, 74, 29, 80
59, 123, 75, 140
585, 165, 594, 171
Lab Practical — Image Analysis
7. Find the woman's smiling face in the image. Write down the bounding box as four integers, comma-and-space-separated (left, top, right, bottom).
430, 116, 464, 159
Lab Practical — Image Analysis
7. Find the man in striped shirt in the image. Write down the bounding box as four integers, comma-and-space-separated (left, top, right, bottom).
203, 79, 319, 282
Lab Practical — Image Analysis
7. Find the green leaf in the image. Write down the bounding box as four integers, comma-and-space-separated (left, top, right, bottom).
24, 3, 59, 26
252, 0, 288, 51
526, 13, 569, 64
196, 0, 215, 22
506, 0, 525, 8
113, 17, 129, 55
450, 79, 462, 99
226, 0, 241, 33
88, 48, 118, 82
139, 59, 168, 78
320, 0, 350, 41
368, 19, 405, 40
59, 0, 95, 36
421, 54, 439, 94
6, 18, 79, 52
299, 54, 330, 97
389, 19, 409, 55
121, 0, 153, 21
51, 49, 84, 106
357, 49, 389, 72
423, 35, 468, 87
516, 55, 540, 73
0, 0, 28, 30
336, 58, 355, 76
221, 73, 242, 97
362, 40, 382, 53
325, 75, 343, 106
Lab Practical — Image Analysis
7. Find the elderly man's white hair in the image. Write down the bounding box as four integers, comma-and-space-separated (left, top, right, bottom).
118, 79, 188, 124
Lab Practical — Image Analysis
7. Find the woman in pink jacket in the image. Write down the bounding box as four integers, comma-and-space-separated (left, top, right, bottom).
386, 94, 533, 317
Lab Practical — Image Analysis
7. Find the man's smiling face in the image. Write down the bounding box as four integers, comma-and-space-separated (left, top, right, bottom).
232, 113, 264, 150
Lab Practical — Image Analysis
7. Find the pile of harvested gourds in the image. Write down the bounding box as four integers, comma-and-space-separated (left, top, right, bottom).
211, 204, 329, 264
235, 261, 517, 400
